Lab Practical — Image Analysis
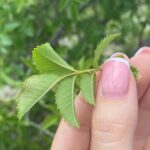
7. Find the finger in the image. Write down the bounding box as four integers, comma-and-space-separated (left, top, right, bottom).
91, 56, 138, 150
130, 47, 150, 149
130, 47, 150, 100
51, 71, 101, 150
112, 50, 150, 149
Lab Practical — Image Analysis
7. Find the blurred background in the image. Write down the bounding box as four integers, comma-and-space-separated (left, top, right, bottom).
0, 0, 150, 149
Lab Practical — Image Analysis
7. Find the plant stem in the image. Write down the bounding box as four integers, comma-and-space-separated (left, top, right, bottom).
76, 68, 97, 74
56, 67, 100, 82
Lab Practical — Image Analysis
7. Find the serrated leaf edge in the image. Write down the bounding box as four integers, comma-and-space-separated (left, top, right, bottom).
16, 73, 72, 120
32, 43, 76, 72
55, 75, 80, 128
93, 33, 121, 67
80, 73, 95, 105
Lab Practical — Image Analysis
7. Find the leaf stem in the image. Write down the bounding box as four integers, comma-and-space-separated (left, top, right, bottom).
57, 68, 100, 83
77, 68, 99, 74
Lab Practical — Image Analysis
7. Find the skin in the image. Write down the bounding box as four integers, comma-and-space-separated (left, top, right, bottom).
51, 49, 150, 150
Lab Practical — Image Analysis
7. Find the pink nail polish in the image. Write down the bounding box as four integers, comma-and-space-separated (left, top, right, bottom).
135, 47, 150, 56
101, 58, 130, 97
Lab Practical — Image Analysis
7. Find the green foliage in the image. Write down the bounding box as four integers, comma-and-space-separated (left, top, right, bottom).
1, 0, 149, 81
59, 0, 70, 11
0, 100, 54, 150
17, 42, 97, 127
55, 76, 79, 127
17, 73, 63, 120
80, 73, 95, 105
17, 34, 139, 127
18, 34, 116, 127
1, 0, 150, 148
33, 43, 75, 73
93, 33, 120, 67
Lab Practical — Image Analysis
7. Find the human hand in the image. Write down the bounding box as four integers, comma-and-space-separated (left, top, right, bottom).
51, 47, 150, 150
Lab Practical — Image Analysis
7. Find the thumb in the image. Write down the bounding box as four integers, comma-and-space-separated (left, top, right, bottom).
91, 55, 138, 150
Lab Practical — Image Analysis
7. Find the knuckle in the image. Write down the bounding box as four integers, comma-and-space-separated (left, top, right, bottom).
92, 119, 127, 143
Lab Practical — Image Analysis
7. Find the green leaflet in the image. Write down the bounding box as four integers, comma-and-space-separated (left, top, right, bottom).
17, 73, 65, 120
80, 73, 95, 105
55, 76, 79, 127
93, 33, 120, 67
33, 43, 76, 74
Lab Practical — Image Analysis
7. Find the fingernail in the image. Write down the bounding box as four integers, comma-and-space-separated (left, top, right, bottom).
101, 58, 130, 97
135, 47, 150, 56
111, 52, 129, 61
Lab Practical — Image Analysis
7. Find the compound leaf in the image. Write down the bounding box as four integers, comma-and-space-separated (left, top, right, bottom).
17, 35, 124, 128
17, 73, 65, 120
55, 76, 79, 127
93, 33, 120, 67
80, 73, 95, 105
33, 43, 75, 74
